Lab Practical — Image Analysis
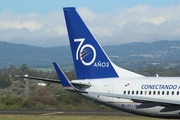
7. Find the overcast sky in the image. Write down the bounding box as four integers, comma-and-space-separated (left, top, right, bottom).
0, 0, 180, 47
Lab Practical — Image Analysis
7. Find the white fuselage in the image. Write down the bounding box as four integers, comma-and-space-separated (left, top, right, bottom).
72, 77, 180, 118
61, 7, 180, 119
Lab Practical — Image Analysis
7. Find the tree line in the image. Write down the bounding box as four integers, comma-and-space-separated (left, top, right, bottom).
0, 64, 180, 110
0, 64, 112, 110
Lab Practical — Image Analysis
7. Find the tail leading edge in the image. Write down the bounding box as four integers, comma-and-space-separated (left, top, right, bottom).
63, 7, 143, 79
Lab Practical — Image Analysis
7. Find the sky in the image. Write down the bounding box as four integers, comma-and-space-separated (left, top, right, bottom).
0, 0, 180, 47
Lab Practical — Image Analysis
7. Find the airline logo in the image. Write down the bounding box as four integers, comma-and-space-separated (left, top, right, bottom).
74, 38, 109, 67
141, 84, 180, 90
125, 83, 130, 87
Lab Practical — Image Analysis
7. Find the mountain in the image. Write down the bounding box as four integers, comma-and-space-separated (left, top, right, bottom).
104, 40, 180, 62
0, 41, 72, 67
0, 40, 180, 68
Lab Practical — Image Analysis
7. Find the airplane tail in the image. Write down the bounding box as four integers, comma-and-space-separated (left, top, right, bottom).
53, 62, 80, 91
63, 7, 143, 79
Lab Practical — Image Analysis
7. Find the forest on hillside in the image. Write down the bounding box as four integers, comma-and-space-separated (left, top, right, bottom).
0, 64, 180, 110
0, 64, 111, 110
1, 40, 180, 67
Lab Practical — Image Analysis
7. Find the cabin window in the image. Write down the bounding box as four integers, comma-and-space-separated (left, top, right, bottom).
121, 90, 180, 96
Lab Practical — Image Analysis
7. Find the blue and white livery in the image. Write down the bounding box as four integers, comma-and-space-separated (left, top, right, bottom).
54, 7, 180, 118
20, 7, 180, 119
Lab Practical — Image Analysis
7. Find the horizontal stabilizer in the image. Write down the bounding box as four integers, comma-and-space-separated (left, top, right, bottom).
15, 74, 91, 88
53, 62, 80, 91
15, 75, 61, 83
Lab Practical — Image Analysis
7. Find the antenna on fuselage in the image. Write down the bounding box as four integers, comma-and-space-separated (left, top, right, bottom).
156, 74, 159, 77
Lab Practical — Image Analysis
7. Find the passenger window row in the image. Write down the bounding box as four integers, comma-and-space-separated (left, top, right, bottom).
124, 90, 179, 95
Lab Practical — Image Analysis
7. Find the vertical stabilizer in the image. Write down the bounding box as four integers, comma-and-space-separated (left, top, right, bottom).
63, 7, 143, 79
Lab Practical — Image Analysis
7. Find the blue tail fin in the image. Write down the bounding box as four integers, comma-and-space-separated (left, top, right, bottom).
63, 7, 143, 79
63, 7, 118, 79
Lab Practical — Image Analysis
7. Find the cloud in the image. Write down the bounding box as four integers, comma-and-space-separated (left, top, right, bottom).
0, 21, 43, 31
0, 5, 180, 47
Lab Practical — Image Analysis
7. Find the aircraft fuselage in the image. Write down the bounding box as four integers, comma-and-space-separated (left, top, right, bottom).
72, 77, 180, 118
